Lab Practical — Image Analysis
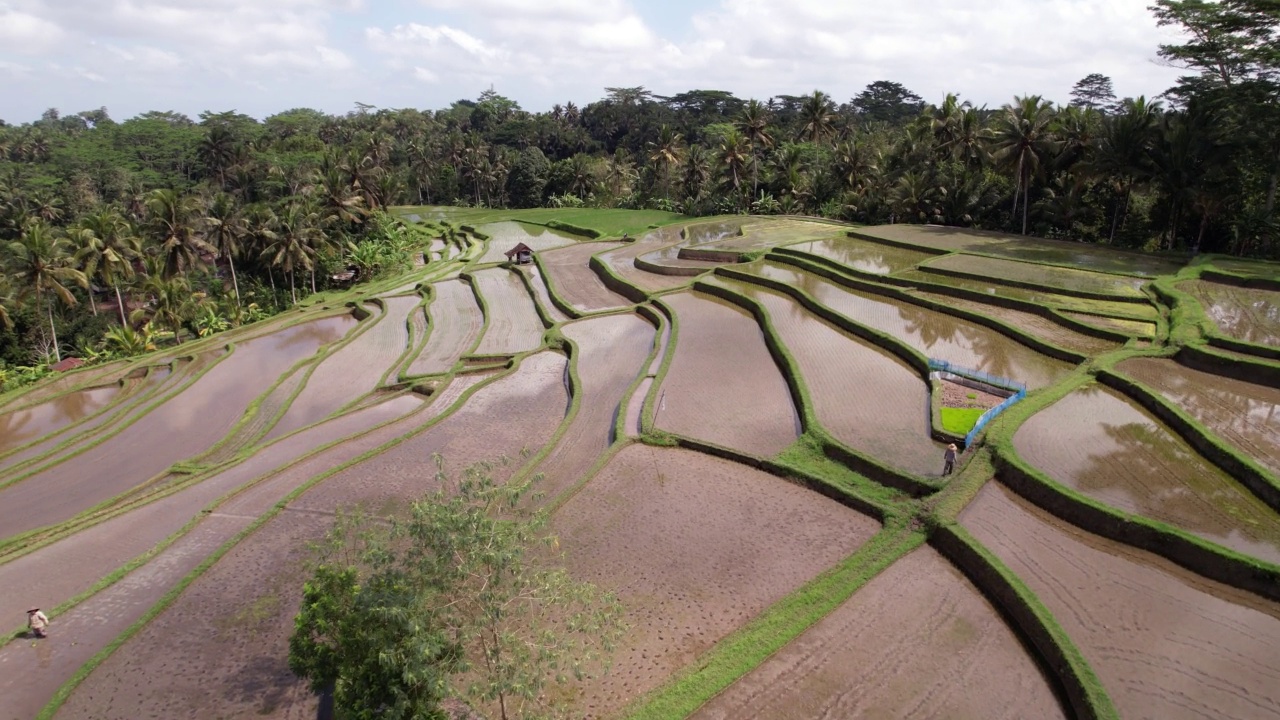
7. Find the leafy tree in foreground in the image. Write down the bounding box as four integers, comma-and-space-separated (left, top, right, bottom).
289, 457, 624, 720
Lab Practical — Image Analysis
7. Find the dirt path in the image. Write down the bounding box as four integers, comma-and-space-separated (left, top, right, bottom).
530, 314, 654, 499
692, 546, 1067, 720
1013, 384, 1280, 563
407, 279, 483, 376
553, 444, 881, 717
471, 268, 547, 356
266, 300, 416, 439
1118, 357, 1280, 476
538, 242, 632, 312
962, 482, 1280, 720
656, 291, 800, 457
749, 260, 1072, 389
707, 276, 944, 476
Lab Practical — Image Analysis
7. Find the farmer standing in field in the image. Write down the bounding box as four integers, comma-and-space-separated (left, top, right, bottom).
942, 444, 958, 476
27, 608, 49, 638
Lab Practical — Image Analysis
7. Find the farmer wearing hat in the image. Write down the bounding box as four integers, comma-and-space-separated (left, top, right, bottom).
27, 608, 48, 639
942, 443, 958, 476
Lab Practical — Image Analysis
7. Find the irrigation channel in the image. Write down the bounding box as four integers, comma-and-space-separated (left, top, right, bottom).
0, 212, 1277, 720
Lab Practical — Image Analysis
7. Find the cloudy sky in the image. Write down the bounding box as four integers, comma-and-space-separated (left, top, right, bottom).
0, 0, 1189, 124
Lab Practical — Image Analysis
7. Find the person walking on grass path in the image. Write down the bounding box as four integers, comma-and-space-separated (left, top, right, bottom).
942, 443, 958, 476
27, 608, 48, 639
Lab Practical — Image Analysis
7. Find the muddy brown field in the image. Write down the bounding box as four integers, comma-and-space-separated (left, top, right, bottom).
470, 268, 547, 356
408, 278, 484, 375
962, 482, 1280, 720
655, 291, 799, 456
1180, 279, 1280, 348
538, 242, 634, 312
692, 546, 1067, 720
553, 444, 881, 717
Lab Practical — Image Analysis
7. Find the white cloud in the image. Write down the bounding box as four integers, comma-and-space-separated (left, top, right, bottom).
0, 7, 65, 54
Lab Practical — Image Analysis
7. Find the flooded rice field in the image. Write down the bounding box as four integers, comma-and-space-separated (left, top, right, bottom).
963, 482, 1280, 720
747, 260, 1072, 389
474, 221, 581, 264
6, 214, 1280, 720
1013, 383, 1280, 563
706, 276, 944, 476
656, 291, 799, 456
1118, 357, 1280, 476
923, 253, 1148, 298
1180, 279, 1280, 347
785, 235, 934, 275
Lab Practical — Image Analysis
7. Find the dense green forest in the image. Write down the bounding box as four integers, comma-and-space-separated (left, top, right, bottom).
0, 0, 1276, 380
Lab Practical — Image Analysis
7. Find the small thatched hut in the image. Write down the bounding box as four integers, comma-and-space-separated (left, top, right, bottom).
504, 243, 534, 264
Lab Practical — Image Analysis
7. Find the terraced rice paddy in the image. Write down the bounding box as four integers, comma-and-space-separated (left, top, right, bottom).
4, 212, 1279, 720
1179, 278, 1280, 347
744, 260, 1072, 388
785, 235, 935, 275
1014, 384, 1280, 562
474, 221, 581, 264
922, 253, 1148, 298
654, 291, 799, 456
963, 482, 1280, 720
1118, 357, 1280, 476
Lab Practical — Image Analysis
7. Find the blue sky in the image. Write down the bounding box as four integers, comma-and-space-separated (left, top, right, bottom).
0, 0, 1188, 124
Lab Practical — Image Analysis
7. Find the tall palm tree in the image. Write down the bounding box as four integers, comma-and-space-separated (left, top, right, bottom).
203, 193, 246, 308
198, 125, 238, 187
6, 222, 87, 362
647, 126, 685, 200
738, 99, 775, 195
263, 202, 321, 304
1087, 97, 1161, 242
79, 208, 140, 325
716, 128, 752, 211
146, 189, 213, 279
987, 95, 1059, 234
798, 90, 836, 145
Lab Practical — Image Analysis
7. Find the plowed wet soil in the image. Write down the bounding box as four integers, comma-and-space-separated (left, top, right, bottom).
538, 242, 633, 311
962, 482, 1280, 720
655, 292, 799, 456
1180, 279, 1280, 347
471, 268, 546, 355
692, 546, 1067, 720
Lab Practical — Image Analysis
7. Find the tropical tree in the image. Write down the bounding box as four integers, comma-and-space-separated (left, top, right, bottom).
716, 128, 752, 210
263, 202, 321, 304
6, 222, 88, 362
146, 189, 214, 279
738, 99, 775, 194
203, 193, 246, 307
131, 273, 197, 345
987, 95, 1059, 234
647, 125, 685, 199
798, 90, 836, 144
1088, 97, 1162, 241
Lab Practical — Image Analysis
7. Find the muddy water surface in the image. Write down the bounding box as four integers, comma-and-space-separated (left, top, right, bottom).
787, 236, 933, 275
656, 291, 799, 456
913, 291, 1121, 356
475, 221, 580, 264
1060, 311, 1156, 338
517, 265, 572, 322
708, 277, 944, 476
1180, 279, 1280, 347
408, 279, 483, 375
1014, 384, 1280, 563
693, 546, 1066, 720
926, 254, 1147, 297
894, 269, 1161, 320
471, 268, 546, 355
0, 384, 118, 455
1119, 357, 1280, 477
750, 261, 1071, 389
962, 482, 1280, 720
538, 242, 632, 311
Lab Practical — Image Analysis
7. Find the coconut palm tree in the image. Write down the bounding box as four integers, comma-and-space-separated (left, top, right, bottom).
131, 273, 196, 345
716, 128, 752, 211
204, 193, 246, 307
1088, 97, 1162, 242
146, 189, 214, 279
987, 95, 1059, 234
79, 208, 140, 325
6, 222, 88, 362
798, 90, 836, 145
263, 202, 321, 304
647, 126, 685, 200
738, 99, 775, 195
